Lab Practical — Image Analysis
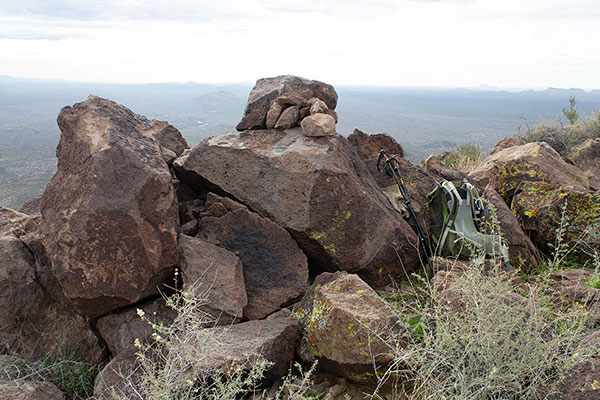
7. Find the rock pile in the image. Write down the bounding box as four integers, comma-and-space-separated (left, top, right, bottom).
2, 74, 597, 399
237, 75, 338, 137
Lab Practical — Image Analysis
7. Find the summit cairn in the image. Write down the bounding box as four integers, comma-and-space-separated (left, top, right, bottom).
236, 75, 338, 137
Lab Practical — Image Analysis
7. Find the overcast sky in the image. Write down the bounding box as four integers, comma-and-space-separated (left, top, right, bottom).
1, 0, 599, 88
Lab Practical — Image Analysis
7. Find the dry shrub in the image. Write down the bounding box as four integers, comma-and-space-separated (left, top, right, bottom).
376, 254, 597, 400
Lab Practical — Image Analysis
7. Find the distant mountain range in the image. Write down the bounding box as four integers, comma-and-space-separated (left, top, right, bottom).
1, 75, 600, 209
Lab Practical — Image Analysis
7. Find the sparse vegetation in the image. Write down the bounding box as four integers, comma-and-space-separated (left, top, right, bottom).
0, 349, 98, 400
428, 144, 485, 173
520, 97, 600, 154
374, 254, 597, 399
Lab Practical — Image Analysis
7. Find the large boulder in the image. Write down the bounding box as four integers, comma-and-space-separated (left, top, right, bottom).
40, 96, 180, 318
236, 75, 338, 131
147, 119, 189, 157
179, 233, 247, 322
470, 142, 593, 203
482, 188, 539, 270
568, 138, 600, 186
200, 316, 299, 385
347, 129, 404, 184
511, 182, 600, 255
0, 207, 104, 362
197, 194, 307, 320
294, 272, 394, 383
174, 128, 420, 288
347, 129, 436, 234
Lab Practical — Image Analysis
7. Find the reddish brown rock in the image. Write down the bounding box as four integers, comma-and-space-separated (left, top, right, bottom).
488, 136, 522, 155
308, 97, 328, 115
568, 138, 600, 186
40, 95, 180, 318
147, 119, 189, 157
200, 316, 299, 385
470, 142, 593, 203
300, 113, 336, 137
424, 156, 472, 183
266, 102, 284, 129
96, 297, 176, 356
295, 272, 394, 383
174, 128, 420, 288
197, 194, 308, 320
347, 129, 436, 235
179, 234, 247, 322
482, 188, 539, 270
349, 129, 404, 163
543, 358, 600, 400
236, 75, 338, 130
0, 207, 104, 362
19, 194, 42, 215
94, 349, 141, 400
274, 106, 300, 129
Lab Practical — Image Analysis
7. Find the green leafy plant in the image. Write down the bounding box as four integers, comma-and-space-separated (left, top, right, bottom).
563, 96, 580, 125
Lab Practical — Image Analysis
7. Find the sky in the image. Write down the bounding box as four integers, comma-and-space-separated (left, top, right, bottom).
1, 0, 599, 89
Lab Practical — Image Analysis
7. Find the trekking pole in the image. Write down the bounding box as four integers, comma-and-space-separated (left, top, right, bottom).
377, 149, 432, 266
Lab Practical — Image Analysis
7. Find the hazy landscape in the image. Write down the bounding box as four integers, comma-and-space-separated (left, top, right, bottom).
2, 75, 600, 209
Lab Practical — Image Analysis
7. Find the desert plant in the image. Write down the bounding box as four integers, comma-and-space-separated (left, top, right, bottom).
105, 278, 318, 400
433, 144, 484, 173
105, 280, 270, 400
0, 349, 98, 400
520, 99, 600, 154
374, 250, 597, 400
562, 96, 580, 125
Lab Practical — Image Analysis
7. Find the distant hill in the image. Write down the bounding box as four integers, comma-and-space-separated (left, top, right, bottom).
1, 76, 600, 209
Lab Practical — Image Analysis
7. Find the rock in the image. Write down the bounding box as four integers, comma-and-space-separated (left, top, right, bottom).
547, 269, 598, 306
300, 114, 336, 137
274, 106, 300, 129
275, 92, 309, 108
470, 142, 593, 204
266, 103, 284, 129
488, 136, 522, 155
294, 272, 394, 383
179, 198, 204, 224
180, 219, 198, 236
424, 156, 472, 182
179, 234, 247, 322
173, 128, 420, 288
0, 380, 65, 400
511, 182, 600, 255
482, 188, 539, 270
197, 194, 308, 320
324, 108, 338, 123
236, 75, 338, 131
568, 138, 600, 186
94, 349, 142, 400
309, 97, 328, 115
147, 119, 189, 157
543, 358, 600, 400
200, 317, 299, 386
40, 95, 180, 318
347, 129, 435, 234
96, 297, 176, 356
0, 206, 104, 362
19, 194, 42, 215
347, 129, 405, 177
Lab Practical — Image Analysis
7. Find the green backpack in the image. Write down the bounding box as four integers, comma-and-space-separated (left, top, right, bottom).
428, 180, 509, 263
